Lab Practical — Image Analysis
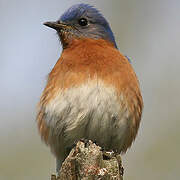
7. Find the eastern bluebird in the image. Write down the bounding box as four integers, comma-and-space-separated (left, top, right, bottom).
37, 3, 143, 174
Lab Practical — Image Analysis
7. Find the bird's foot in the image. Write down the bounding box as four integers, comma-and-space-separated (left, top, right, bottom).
102, 149, 115, 160
79, 138, 91, 148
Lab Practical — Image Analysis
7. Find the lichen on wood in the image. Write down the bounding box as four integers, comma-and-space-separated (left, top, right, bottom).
51, 140, 123, 180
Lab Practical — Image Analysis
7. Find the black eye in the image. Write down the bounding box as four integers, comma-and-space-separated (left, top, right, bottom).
78, 18, 88, 26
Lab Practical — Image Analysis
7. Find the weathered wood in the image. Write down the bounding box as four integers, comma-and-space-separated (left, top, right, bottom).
51, 140, 123, 180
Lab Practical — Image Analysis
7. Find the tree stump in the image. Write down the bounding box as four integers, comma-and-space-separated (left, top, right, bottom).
51, 140, 123, 180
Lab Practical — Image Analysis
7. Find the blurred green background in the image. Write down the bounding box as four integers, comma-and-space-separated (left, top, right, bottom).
1, 0, 180, 179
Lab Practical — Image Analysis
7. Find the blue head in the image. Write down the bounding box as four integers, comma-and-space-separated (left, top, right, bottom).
44, 4, 117, 49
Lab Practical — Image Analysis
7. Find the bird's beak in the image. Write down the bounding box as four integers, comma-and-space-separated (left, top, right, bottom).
43, 21, 71, 31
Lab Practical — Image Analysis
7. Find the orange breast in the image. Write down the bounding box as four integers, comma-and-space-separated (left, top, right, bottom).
37, 38, 143, 151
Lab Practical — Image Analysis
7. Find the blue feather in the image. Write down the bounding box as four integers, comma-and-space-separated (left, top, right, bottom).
59, 4, 117, 48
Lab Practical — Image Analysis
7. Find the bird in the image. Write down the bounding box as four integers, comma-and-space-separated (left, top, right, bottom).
37, 3, 143, 174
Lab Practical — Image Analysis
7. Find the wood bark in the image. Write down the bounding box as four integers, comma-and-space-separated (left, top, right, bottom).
51, 140, 123, 180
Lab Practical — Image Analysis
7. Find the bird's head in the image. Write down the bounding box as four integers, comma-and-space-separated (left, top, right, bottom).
44, 4, 117, 49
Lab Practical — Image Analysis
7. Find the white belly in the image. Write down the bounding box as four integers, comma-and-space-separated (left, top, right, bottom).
44, 80, 131, 157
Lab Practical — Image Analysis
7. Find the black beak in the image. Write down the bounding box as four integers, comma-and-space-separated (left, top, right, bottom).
43, 21, 71, 31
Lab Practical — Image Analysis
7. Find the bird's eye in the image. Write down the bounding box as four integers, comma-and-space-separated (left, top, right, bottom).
78, 18, 88, 26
